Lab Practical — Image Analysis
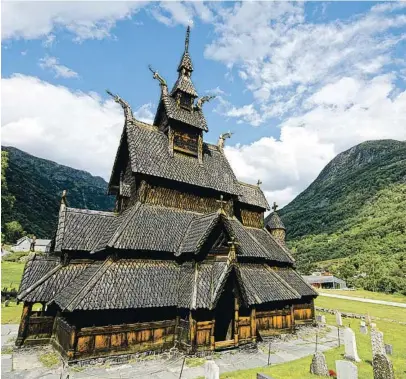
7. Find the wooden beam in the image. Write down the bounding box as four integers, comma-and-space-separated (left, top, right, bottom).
15, 302, 32, 346
250, 308, 256, 343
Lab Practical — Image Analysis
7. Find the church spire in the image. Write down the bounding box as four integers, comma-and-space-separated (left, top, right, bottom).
176, 26, 194, 76
171, 26, 198, 100
185, 25, 190, 52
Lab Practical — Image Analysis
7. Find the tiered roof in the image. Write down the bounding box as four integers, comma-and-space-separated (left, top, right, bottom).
18, 255, 317, 311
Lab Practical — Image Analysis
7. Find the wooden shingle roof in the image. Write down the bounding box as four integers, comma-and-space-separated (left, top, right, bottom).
18, 256, 313, 310
54, 203, 294, 264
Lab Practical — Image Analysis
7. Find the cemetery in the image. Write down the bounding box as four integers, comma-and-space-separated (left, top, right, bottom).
2, 291, 405, 378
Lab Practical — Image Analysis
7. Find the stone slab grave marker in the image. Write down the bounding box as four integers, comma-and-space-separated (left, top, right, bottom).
344, 327, 361, 362
257, 374, 276, 379
336, 311, 343, 326
310, 352, 329, 376
204, 360, 220, 379
373, 354, 394, 379
385, 344, 393, 355
371, 328, 385, 356
360, 321, 368, 335
336, 360, 358, 379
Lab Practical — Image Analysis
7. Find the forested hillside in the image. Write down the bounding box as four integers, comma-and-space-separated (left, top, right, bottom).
1, 146, 115, 239
278, 140, 406, 294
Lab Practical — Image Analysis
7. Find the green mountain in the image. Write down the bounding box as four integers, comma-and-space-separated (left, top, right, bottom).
277, 140, 406, 294
1, 146, 115, 239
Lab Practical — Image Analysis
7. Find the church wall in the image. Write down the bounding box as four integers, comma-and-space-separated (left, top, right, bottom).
131, 177, 234, 216
292, 297, 315, 324
53, 316, 177, 360
240, 208, 264, 228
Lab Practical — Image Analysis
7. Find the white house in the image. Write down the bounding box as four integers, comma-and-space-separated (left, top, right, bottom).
12, 237, 51, 253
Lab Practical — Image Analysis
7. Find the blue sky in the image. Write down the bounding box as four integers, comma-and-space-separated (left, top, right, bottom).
2, 1, 406, 206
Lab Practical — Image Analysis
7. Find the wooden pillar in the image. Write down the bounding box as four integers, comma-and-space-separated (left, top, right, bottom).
15, 302, 32, 346
67, 326, 77, 359
210, 317, 215, 350
250, 308, 256, 342
234, 297, 239, 346
189, 312, 196, 351
311, 299, 315, 320
290, 305, 295, 330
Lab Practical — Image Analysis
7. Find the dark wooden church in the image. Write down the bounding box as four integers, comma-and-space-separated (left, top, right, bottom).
16, 27, 317, 361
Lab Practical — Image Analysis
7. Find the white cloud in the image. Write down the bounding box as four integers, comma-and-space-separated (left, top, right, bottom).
148, 1, 214, 27
1, 75, 151, 180
42, 34, 56, 48
224, 75, 406, 207
133, 103, 154, 124
205, 1, 406, 124
2, 2, 144, 41
39, 56, 79, 79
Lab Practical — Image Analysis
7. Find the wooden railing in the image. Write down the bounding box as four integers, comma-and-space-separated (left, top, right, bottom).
54, 317, 75, 355
25, 314, 54, 342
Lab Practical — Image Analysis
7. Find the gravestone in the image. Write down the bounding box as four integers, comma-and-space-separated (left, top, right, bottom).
316, 315, 323, 322
360, 322, 368, 335
344, 328, 361, 362
360, 321, 366, 327
366, 314, 372, 325
372, 354, 394, 379
320, 315, 326, 324
257, 374, 276, 379
385, 344, 393, 355
310, 352, 329, 376
336, 360, 358, 379
370, 322, 377, 328
335, 311, 343, 326
204, 360, 220, 379
371, 328, 385, 356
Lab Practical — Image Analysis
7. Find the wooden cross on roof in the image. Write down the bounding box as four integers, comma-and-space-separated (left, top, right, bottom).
227, 236, 240, 249
272, 201, 278, 212
227, 236, 240, 263
257, 179, 262, 186
216, 195, 227, 212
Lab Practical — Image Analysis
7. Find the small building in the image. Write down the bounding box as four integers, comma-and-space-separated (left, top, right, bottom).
302, 273, 347, 289
12, 236, 51, 253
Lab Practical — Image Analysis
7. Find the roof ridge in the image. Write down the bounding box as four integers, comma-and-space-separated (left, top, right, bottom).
64, 258, 113, 312
238, 181, 259, 189
107, 203, 141, 248
66, 208, 116, 217
17, 263, 62, 301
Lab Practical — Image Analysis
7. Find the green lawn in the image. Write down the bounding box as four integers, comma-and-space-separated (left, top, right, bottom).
318, 289, 406, 304
1, 301, 23, 324
1, 261, 25, 289
1, 261, 25, 324
221, 296, 406, 379
316, 296, 406, 323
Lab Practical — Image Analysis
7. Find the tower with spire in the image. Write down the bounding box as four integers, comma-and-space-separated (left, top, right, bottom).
265, 202, 286, 244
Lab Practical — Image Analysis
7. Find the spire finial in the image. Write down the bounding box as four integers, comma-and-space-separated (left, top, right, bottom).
61, 190, 67, 206
185, 25, 191, 52
257, 179, 262, 186
272, 202, 278, 212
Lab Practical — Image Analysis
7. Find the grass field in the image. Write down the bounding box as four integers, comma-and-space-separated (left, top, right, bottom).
318, 289, 406, 304
1, 261, 25, 324
221, 296, 406, 379
1, 261, 25, 289
316, 295, 406, 323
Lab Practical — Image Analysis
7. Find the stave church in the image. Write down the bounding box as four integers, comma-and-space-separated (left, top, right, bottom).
16, 27, 317, 361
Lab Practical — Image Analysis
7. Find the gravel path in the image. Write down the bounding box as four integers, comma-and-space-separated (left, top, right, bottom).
2, 324, 342, 379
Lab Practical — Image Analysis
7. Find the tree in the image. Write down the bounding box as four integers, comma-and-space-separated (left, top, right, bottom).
4, 221, 25, 244
1, 151, 15, 222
